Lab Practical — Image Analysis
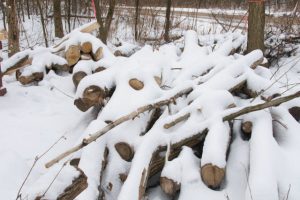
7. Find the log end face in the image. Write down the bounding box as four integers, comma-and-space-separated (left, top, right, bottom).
129, 79, 144, 90
72, 71, 87, 88
81, 41, 93, 54
74, 85, 105, 112
160, 177, 180, 196
201, 164, 225, 189
66, 45, 80, 66
115, 142, 134, 162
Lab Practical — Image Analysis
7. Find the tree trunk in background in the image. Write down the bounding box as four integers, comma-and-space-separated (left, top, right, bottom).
247, 1, 265, 53
26, 0, 30, 19
94, 0, 116, 44
134, 0, 140, 41
53, 0, 64, 38
0, 1, 6, 30
164, 0, 172, 42
6, 0, 20, 57
36, 0, 49, 47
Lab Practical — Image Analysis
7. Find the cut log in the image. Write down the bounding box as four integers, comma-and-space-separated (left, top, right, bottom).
154, 76, 162, 86
138, 169, 148, 200
3, 56, 32, 76
72, 71, 87, 88
80, 53, 93, 60
66, 45, 80, 66
93, 66, 106, 73
81, 41, 92, 54
160, 177, 180, 196
129, 79, 144, 90
241, 121, 253, 135
46, 89, 299, 168
98, 147, 109, 200
18, 72, 44, 85
74, 85, 106, 112
92, 47, 103, 61
200, 164, 225, 189
56, 168, 88, 200
119, 173, 128, 183
289, 107, 300, 121
115, 142, 134, 162
52, 63, 69, 72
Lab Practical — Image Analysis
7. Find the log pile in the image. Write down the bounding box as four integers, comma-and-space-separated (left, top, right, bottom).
1, 22, 109, 86
16, 29, 300, 200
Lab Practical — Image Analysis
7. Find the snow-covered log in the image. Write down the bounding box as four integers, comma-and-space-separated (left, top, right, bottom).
14, 28, 300, 200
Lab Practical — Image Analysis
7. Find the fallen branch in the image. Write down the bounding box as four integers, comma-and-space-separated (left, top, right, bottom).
45, 87, 193, 168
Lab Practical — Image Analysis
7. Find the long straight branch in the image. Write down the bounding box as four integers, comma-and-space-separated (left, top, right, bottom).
45, 87, 193, 168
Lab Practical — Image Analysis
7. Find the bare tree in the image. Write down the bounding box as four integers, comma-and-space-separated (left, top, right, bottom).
134, 0, 140, 41
164, 0, 172, 42
53, 0, 64, 38
247, 0, 265, 53
6, 0, 20, 57
36, 0, 48, 47
94, 0, 116, 44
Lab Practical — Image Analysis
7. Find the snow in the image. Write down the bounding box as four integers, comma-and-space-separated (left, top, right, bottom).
1, 20, 300, 200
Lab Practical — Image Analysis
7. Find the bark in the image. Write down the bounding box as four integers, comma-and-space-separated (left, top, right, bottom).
134, 0, 140, 41
56, 168, 88, 200
289, 107, 300, 121
53, 0, 64, 38
72, 71, 87, 88
46, 88, 300, 169
2, 55, 31, 76
6, 0, 20, 57
0, 1, 7, 30
36, 0, 48, 47
92, 46, 103, 61
247, 1, 265, 54
94, 0, 116, 44
19, 72, 44, 85
164, 0, 172, 42
45, 87, 193, 168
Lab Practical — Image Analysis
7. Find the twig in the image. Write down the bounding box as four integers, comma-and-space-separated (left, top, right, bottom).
14, 135, 67, 199
15, 156, 39, 200
39, 161, 69, 199
163, 113, 191, 129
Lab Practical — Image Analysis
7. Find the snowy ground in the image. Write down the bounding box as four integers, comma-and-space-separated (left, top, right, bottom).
0, 7, 300, 200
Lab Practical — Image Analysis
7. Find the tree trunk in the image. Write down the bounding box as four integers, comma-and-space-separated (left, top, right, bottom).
36, 0, 48, 47
164, 0, 172, 42
26, 0, 30, 19
134, 0, 140, 41
94, 0, 116, 44
247, 1, 265, 54
0, 1, 6, 30
53, 0, 64, 38
6, 0, 20, 57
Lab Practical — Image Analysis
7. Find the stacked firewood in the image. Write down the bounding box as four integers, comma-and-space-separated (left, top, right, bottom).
15, 30, 300, 200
